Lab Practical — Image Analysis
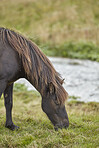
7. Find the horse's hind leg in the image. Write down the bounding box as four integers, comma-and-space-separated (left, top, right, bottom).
4, 83, 19, 131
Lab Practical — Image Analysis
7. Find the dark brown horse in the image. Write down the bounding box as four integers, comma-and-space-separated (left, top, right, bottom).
0, 27, 69, 131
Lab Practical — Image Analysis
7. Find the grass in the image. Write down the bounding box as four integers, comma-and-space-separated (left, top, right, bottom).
0, 0, 99, 61
0, 83, 99, 148
42, 41, 99, 62
0, 1, 99, 146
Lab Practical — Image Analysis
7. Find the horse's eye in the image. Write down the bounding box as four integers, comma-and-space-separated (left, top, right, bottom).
53, 96, 60, 105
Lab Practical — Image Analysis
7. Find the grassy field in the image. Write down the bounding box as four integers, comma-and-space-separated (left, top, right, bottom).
0, 1, 99, 147
0, 84, 99, 148
0, 0, 99, 61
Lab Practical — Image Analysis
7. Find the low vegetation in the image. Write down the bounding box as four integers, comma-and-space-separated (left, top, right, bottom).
42, 41, 99, 62
0, 84, 99, 148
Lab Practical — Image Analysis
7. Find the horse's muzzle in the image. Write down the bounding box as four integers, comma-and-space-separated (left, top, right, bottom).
54, 119, 69, 131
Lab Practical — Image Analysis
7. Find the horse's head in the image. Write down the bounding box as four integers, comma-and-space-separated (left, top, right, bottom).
42, 82, 69, 130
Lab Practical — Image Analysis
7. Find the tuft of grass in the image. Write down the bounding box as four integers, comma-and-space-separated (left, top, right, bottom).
14, 83, 28, 92
0, 83, 99, 147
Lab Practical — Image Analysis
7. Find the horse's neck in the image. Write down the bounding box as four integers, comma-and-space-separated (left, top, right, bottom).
27, 76, 44, 96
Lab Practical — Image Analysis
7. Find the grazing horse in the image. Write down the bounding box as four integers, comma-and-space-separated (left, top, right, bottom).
0, 27, 69, 131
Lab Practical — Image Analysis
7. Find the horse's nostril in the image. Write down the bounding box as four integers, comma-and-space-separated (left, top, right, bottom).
62, 119, 69, 128
54, 126, 58, 131
64, 125, 68, 129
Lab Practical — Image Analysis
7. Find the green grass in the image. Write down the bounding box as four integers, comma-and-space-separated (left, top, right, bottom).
0, 0, 99, 61
0, 84, 99, 148
42, 41, 99, 62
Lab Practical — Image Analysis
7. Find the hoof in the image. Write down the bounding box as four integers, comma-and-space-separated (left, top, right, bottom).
5, 123, 19, 131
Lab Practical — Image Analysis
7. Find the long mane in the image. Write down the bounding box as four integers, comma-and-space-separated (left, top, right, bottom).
0, 27, 68, 103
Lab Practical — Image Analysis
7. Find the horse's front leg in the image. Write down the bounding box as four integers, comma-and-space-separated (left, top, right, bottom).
0, 79, 7, 98
4, 83, 19, 131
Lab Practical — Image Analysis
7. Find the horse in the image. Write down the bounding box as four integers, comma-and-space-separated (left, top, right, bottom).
0, 27, 69, 131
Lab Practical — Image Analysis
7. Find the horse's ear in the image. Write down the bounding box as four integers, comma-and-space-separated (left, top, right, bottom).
48, 82, 56, 94
61, 79, 65, 85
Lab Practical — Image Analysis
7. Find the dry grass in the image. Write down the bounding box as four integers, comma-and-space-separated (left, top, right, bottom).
0, 0, 99, 44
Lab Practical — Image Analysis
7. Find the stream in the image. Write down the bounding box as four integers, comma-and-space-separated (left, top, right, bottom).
16, 57, 99, 103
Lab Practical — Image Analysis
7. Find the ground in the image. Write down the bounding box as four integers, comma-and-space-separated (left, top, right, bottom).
0, 84, 99, 148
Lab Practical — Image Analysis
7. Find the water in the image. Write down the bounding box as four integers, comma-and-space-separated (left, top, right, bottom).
16, 57, 99, 103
